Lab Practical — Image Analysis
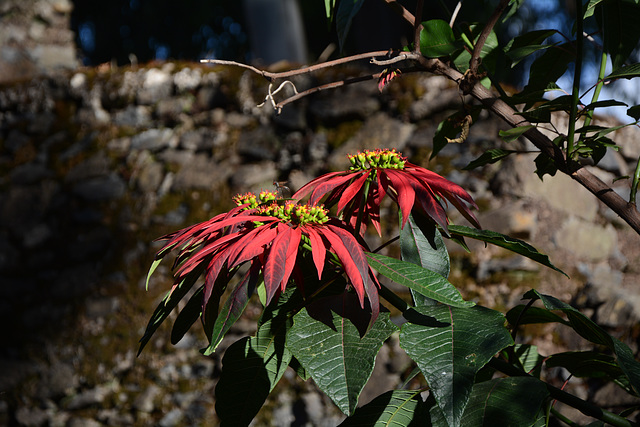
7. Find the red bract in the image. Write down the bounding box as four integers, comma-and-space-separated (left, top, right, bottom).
153, 192, 380, 323
293, 149, 480, 235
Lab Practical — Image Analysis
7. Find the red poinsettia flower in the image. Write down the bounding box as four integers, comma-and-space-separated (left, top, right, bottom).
293, 148, 480, 235
153, 190, 380, 323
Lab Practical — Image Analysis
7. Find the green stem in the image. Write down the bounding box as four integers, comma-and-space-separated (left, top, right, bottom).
550, 406, 581, 427
583, 51, 608, 128
489, 358, 637, 427
631, 156, 640, 206
566, 0, 584, 160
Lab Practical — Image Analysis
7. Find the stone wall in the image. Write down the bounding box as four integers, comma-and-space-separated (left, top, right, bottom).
0, 0, 77, 84
1, 61, 639, 425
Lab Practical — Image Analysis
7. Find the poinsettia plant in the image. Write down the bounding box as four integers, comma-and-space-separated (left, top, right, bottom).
139, 0, 640, 425
141, 148, 639, 426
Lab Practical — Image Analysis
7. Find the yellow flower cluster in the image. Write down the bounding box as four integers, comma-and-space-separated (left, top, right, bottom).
233, 190, 279, 210
348, 148, 406, 171
255, 201, 329, 225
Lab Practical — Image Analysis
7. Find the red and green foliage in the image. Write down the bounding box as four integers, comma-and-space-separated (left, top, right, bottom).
141, 1, 640, 425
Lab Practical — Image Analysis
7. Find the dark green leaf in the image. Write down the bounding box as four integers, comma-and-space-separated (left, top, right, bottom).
498, 125, 534, 143
286, 295, 398, 415
534, 152, 558, 179
460, 377, 549, 425
504, 29, 558, 67
339, 390, 431, 426
524, 290, 640, 395
215, 316, 293, 425
521, 43, 574, 95
627, 105, 640, 120
202, 267, 260, 355
605, 63, 640, 80
400, 305, 514, 427
584, 100, 628, 110
596, 0, 640, 71
170, 285, 204, 345
366, 253, 473, 308
432, 107, 482, 158
336, 0, 365, 51
138, 263, 204, 355
447, 225, 568, 277
506, 304, 570, 327
546, 351, 624, 379
464, 149, 517, 170
420, 19, 458, 58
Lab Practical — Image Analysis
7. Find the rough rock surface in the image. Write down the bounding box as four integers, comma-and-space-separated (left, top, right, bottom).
1, 61, 639, 426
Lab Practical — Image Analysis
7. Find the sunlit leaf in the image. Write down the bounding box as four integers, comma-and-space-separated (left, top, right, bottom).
447, 225, 568, 277
367, 253, 473, 308
498, 125, 534, 143
400, 305, 514, 427
339, 389, 431, 426
420, 19, 458, 58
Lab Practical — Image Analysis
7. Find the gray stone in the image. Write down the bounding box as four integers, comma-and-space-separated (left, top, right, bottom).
133, 385, 161, 413
138, 68, 173, 105
173, 67, 202, 92
237, 126, 280, 160
309, 84, 381, 123
66, 385, 111, 410
131, 128, 177, 151
72, 173, 126, 201
65, 153, 111, 183
113, 104, 152, 128
554, 217, 618, 261
10, 162, 53, 184
229, 161, 278, 190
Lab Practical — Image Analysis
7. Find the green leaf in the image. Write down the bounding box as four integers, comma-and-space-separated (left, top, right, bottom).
605, 63, 640, 80
447, 225, 568, 277
339, 390, 431, 426
464, 149, 517, 170
286, 295, 398, 415
432, 107, 482, 158
534, 151, 558, 179
546, 351, 625, 379
504, 29, 558, 67
336, 0, 365, 51
583, 99, 628, 110
202, 268, 260, 355
627, 105, 640, 120
138, 263, 204, 355
145, 258, 162, 291
170, 285, 204, 345
498, 125, 534, 143
420, 19, 458, 58
366, 253, 473, 308
596, 0, 640, 71
506, 304, 570, 327
521, 43, 574, 95
400, 305, 514, 427
524, 290, 640, 395
400, 214, 449, 306
215, 316, 293, 425
513, 344, 544, 376
584, 0, 606, 19
460, 377, 549, 425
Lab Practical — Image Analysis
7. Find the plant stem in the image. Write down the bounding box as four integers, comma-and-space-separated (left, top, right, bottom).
550, 406, 581, 427
489, 358, 636, 427
583, 51, 608, 128
566, 0, 584, 159
631, 156, 640, 206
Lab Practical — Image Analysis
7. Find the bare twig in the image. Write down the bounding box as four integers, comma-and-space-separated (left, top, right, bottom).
201, 50, 392, 81
450, 1, 463, 27
413, 0, 424, 53
370, 53, 413, 66
382, 0, 416, 26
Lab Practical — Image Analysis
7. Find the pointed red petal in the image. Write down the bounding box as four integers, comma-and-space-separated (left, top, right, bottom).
384, 170, 416, 228
337, 171, 369, 213
263, 224, 291, 306
292, 171, 346, 201
306, 227, 327, 279
227, 225, 278, 267
309, 173, 356, 205
282, 227, 301, 291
